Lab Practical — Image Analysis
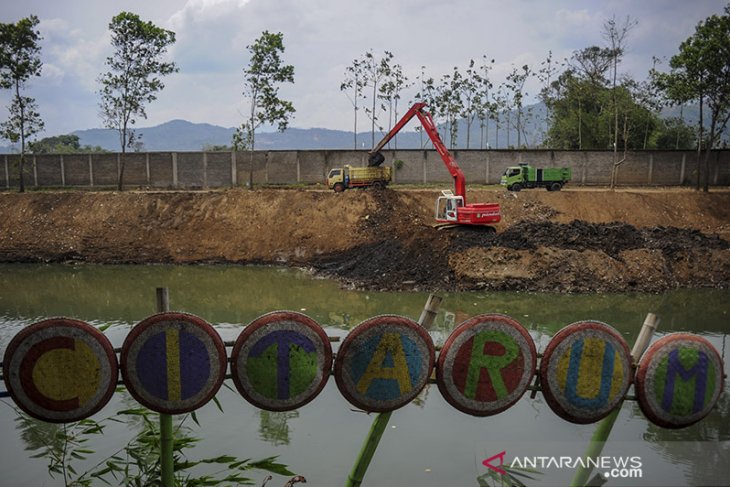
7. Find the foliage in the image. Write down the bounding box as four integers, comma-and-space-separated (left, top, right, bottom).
30, 134, 108, 153
97, 11, 177, 190
233, 30, 295, 188
654, 116, 696, 149
652, 4, 730, 190
476, 464, 542, 487
7, 400, 295, 487
0, 15, 44, 192
546, 73, 659, 150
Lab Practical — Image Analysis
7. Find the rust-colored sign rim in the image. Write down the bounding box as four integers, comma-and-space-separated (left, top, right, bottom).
120, 312, 227, 415
3, 318, 118, 423
335, 314, 435, 413
539, 321, 632, 424
636, 333, 724, 429
231, 311, 332, 412
437, 313, 537, 417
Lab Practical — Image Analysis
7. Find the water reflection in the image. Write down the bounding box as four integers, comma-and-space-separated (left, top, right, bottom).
1, 263, 728, 487
258, 410, 299, 446
642, 392, 730, 486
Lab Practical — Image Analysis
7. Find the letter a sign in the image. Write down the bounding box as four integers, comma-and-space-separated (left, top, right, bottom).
335, 315, 434, 412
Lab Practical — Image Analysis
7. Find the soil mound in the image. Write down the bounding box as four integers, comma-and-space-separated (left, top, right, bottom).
0, 187, 728, 293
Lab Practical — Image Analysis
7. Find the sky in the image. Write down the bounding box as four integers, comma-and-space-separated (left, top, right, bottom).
0, 0, 726, 138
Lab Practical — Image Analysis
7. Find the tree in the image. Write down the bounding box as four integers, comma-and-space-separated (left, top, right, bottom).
378, 57, 409, 149
0, 15, 43, 192
653, 4, 730, 191
476, 56, 495, 149
603, 15, 637, 188
98, 11, 177, 190
359, 50, 392, 147
341, 58, 365, 149
29, 134, 108, 153
505, 64, 532, 148
536, 50, 562, 145
233, 31, 294, 189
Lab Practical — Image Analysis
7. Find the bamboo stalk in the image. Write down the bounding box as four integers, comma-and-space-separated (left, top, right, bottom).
345, 294, 442, 487
156, 288, 175, 487
569, 313, 659, 487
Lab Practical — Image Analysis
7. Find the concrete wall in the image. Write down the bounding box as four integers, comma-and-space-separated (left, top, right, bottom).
2, 149, 729, 189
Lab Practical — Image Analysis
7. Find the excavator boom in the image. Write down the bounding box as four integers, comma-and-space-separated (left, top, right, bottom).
369, 103, 466, 201
368, 102, 500, 226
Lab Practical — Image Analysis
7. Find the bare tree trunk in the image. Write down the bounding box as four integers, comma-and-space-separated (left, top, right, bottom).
696, 93, 704, 191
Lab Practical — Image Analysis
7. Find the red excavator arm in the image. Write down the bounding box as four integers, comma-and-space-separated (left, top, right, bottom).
368, 102, 500, 226
369, 102, 467, 201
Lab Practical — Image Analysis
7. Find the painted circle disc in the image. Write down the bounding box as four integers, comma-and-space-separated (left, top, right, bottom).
437, 314, 536, 416
231, 311, 332, 411
335, 315, 435, 413
539, 321, 632, 424
3, 318, 118, 423
636, 333, 724, 429
120, 312, 227, 414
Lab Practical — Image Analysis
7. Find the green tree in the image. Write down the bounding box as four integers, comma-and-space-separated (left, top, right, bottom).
0, 15, 44, 193
233, 31, 295, 189
654, 116, 696, 149
98, 11, 177, 190
653, 4, 730, 191
28, 134, 108, 154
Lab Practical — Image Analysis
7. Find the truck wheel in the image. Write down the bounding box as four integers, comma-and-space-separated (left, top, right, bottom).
550, 182, 562, 192
511, 183, 522, 192
334, 183, 345, 193
373, 181, 385, 190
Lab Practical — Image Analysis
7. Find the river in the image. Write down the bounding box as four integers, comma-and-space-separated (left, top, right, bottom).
0, 264, 727, 486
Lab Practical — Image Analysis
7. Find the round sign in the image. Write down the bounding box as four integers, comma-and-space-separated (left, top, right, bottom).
3, 318, 118, 423
539, 321, 632, 424
231, 311, 332, 411
120, 312, 227, 414
335, 315, 435, 413
437, 314, 536, 416
636, 333, 724, 429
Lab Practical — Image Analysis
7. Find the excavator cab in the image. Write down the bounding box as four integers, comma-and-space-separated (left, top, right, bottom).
435, 190, 463, 223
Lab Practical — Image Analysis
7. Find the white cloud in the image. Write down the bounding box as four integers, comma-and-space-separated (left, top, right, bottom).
1, 0, 727, 138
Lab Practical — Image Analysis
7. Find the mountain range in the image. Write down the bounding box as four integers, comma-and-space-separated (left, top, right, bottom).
0, 102, 723, 153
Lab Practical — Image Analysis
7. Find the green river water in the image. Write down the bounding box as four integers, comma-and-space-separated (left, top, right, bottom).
0, 264, 727, 486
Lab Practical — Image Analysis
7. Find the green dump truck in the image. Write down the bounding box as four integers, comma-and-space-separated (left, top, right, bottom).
327, 165, 392, 192
501, 163, 572, 191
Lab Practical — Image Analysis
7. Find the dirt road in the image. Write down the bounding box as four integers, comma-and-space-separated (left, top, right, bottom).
0, 187, 728, 292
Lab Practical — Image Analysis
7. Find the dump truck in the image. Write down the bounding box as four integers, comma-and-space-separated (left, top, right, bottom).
368, 102, 501, 227
327, 165, 391, 192
501, 163, 572, 191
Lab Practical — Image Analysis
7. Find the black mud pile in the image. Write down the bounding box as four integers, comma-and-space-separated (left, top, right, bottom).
312, 219, 730, 292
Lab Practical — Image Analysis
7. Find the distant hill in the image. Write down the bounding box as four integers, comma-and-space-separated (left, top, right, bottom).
1, 102, 726, 154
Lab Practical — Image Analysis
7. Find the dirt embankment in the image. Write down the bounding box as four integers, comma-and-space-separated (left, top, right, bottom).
0, 187, 728, 293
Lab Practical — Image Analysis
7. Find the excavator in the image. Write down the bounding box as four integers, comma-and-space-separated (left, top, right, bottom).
368, 102, 501, 227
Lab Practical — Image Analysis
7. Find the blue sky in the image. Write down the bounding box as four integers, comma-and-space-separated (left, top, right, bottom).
0, 0, 726, 138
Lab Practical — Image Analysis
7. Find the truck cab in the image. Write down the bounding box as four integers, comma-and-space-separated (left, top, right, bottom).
501, 163, 571, 192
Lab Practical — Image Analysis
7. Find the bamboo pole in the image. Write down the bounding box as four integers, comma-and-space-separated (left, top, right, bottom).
345, 294, 442, 487
569, 313, 659, 487
156, 288, 175, 487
